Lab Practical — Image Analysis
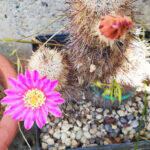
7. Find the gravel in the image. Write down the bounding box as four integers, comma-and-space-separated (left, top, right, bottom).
40, 92, 150, 149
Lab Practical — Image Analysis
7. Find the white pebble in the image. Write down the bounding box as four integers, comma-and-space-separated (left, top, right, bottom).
117, 110, 125, 117
76, 131, 83, 140
65, 138, 71, 147
53, 131, 61, 139
70, 133, 76, 140
96, 114, 102, 120
76, 120, 82, 127
74, 126, 80, 132
42, 142, 48, 149
81, 136, 87, 144
90, 128, 97, 135
61, 132, 68, 143
72, 140, 79, 147
84, 131, 91, 139
83, 125, 89, 132
96, 108, 103, 112
87, 115, 92, 119
46, 138, 54, 145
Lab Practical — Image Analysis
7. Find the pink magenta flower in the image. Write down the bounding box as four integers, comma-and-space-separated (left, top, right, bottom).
1, 70, 65, 130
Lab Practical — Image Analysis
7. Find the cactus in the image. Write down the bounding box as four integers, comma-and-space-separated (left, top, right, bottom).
28, 47, 70, 91
66, 0, 150, 90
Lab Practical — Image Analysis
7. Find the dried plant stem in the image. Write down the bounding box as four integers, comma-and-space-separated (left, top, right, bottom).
0, 39, 65, 47
42, 24, 69, 48
18, 122, 32, 150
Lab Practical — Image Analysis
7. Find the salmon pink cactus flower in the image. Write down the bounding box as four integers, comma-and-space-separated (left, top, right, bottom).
99, 14, 133, 39
1, 70, 65, 130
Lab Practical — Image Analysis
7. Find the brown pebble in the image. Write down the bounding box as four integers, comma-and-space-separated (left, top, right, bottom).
105, 117, 115, 124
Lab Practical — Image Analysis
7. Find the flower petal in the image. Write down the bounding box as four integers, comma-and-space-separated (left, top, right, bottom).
24, 112, 34, 130
46, 91, 61, 100
4, 89, 23, 96
49, 80, 58, 90
25, 70, 32, 79
32, 70, 40, 82
48, 106, 62, 117
54, 98, 66, 104
35, 109, 43, 128
1, 96, 23, 105
8, 78, 27, 91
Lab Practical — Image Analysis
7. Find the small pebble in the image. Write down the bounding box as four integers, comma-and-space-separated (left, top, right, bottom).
61, 132, 68, 143
130, 120, 139, 128
96, 114, 102, 120
76, 131, 83, 140
41, 127, 47, 133
46, 138, 54, 145
120, 117, 127, 124
72, 140, 79, 147
84, 131, 91, 139
42, 142, 48, 149
76, 120, 82, 127
127, 115, 134, 121
53, 131, 61, 140
105, 124, 113, 133
117, 110, 125, 117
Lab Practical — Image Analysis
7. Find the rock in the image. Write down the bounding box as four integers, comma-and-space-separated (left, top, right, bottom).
112, 125, 117, 130
96, 108, 103, 112
61, 124, 72, 131
117, 110, 125, 117
148, 101, 150, 108
89, 138, 96, 144
125, 105, 132, 113
61, 132, 68, 143
42, 135, 49, 142
95, 137, 100, 144
53, 131, 61, 139
70, 133, 76, 140
76, 120, 82, 127
114, 128, 120, 135
49, 130, 54, 135
74, 126, 80, 132
76, 131, 83, 140
81, 136, 87, 144
127, 115, 134, 121
41, 126, 47, 133
65, 138, 71, 147
130, 120, 139, 128
84, 131, 91, 139
46, 138, 54, 145
96, 131, 102, 137
90, 128, 97, 135
105, 117, 115, 124
120, 117, 127, 124
147, 96, 150, 101
96, 114, 102, 120
110, 131, 118, 138
103, 139, 112, 145
135, 97, 142, 101
103, 109, 109, 116
105, 124, 113, 133
146, 132, 150, 139
147, 123, 150, 131
58, 145, 66, 150
42, 142, 48, 149
83, 125, 89, 132
87, 115, 92, 119
72, 140, 79, 147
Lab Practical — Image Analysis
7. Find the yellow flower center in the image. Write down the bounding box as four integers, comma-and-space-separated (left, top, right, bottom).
23, 89, 46, 109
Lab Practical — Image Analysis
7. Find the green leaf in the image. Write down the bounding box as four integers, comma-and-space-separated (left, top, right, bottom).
114, 80, 122, 104
93, 81, 103, 88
